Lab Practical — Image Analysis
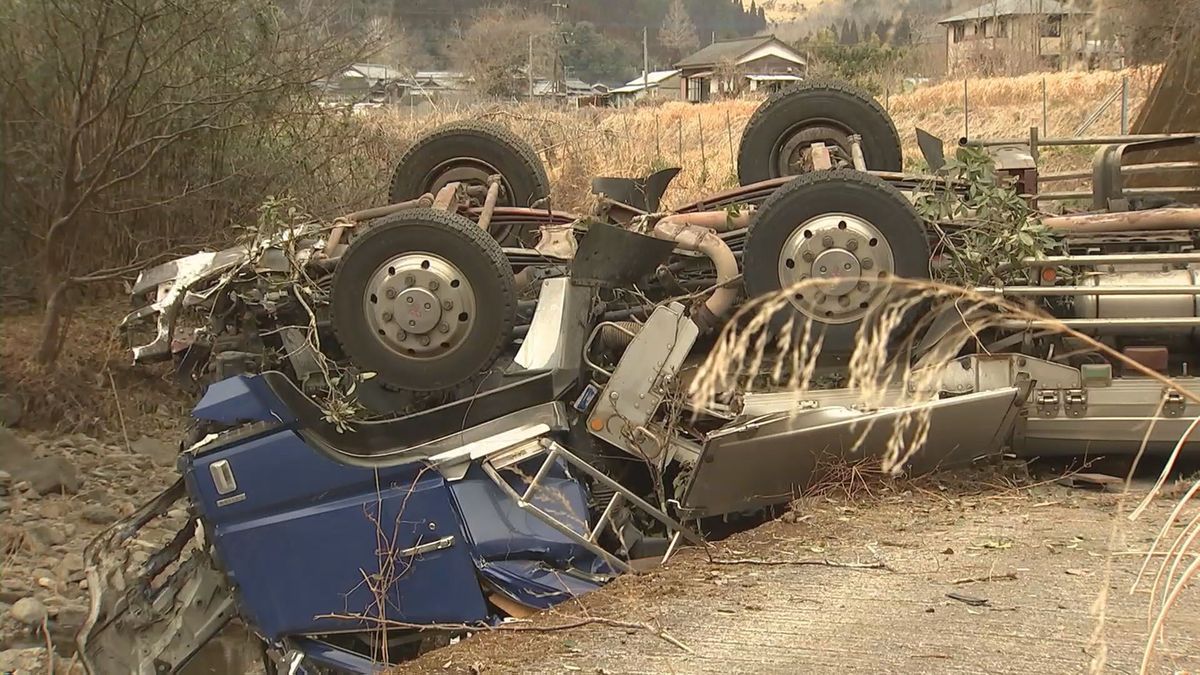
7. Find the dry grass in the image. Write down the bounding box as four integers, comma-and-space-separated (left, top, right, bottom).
354, 67, 1158, 217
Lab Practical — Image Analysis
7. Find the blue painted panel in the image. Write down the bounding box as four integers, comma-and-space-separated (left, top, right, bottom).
192, 376, 292, 425
293, 638, 382, 674
479, 560, 606, 609
186, 430, 488, 638
449, 461, 593, 562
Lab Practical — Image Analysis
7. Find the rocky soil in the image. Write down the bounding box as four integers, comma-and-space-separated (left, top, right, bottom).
0, 426, 179, 673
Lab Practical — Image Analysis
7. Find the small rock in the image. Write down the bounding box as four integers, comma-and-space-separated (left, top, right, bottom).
0, 500, 8, 515
0, 428, 32, 472
131, 436, 178, 468
0, 647, 46, 674
53, 605, 88, 632
0, 469, 11, 483
0, 395, 22, 428
82, 504, 119, 525
13, 458, 80, 496
26, 524, 66, 547
9, 597, 47, 626
58, 552, 85, 575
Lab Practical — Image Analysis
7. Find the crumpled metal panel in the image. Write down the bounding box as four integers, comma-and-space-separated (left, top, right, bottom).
681, 387, 1022, 518
449, 461, 595, 562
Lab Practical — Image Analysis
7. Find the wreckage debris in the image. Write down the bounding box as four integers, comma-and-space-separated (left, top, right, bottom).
85, 80, 1200, 673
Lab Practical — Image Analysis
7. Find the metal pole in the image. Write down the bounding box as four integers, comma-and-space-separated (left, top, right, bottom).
1120, 74, 1130, 134
642, 27, 649, 93
963, 79, 969, 140
1041, 76, 1048, 136
528, 35, 534, 101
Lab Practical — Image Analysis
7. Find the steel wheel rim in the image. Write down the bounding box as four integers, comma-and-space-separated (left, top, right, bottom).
363, 252, 477, 359
777, 212, 895, 325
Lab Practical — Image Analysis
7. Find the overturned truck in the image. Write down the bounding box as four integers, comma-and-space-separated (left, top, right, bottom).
83, 81, 1200, 673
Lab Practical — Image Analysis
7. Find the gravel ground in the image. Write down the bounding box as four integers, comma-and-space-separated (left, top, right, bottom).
403, 472, 1200, 674
3, 423, 1198, 674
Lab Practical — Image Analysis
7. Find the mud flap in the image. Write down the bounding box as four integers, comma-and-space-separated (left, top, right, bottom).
680, 388, 1022, 518
77, 479, 236, 674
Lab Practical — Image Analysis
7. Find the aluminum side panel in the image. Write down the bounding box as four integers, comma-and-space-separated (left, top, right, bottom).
682, 388, 1020, 518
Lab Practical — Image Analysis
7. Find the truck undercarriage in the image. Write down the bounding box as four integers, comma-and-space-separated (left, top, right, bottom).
82, 80, 1200, 673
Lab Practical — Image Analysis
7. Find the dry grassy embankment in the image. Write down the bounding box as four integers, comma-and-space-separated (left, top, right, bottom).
0, 67, 1165, 436
357, 67, 1158, 213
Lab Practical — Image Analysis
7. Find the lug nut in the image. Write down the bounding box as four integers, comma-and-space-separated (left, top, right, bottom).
442, 299, 453, 310
429, 280, 440, 291
846, 239, 859, 251
439, 323, 450, 333
822, 235, 835, 247
419, 335, 431, 346
802, 251, 815, 262
838, 296, 851, 307
861, 258, 874, 270
857, 281, 870, 292
382, 311, 393, 322
404, 275, 415, 287
385, 288, 398, 299
398, 330, 408, 340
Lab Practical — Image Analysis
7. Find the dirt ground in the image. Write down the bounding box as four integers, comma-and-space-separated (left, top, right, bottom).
3, 419, 1199, 674
406, 470, 1200, 675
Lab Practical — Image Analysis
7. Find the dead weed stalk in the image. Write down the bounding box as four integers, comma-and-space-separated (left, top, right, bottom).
688, 275, 1200, 672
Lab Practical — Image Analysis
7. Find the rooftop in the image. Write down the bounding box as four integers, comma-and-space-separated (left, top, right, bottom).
676, 35, 787, 68
939, 0, 1090, 24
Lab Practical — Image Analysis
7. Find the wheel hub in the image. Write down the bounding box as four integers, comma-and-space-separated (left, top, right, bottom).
427, 159, 511, 206
364, 253, 476, 358
777, 213, 895, 324
777, 123, 853, 175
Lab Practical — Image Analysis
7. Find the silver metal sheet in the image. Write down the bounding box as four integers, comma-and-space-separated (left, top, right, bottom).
1019, 377, 1200, 457
515, 278, 568, 370
588, 303, 700, 463
682, 388, 1021, 518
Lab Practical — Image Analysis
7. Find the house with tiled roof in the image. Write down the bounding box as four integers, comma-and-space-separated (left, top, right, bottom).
674, 35, 806, 102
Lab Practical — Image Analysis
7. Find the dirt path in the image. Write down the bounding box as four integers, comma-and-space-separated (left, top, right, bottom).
409, 474, 1200, 674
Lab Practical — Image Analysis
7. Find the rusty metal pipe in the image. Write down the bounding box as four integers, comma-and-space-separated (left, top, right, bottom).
1043, 208, 1200, 233
660, 208, 754, 233
477, 175, 502, 232
339, 194, 434, 223
652, 218, 739, 326
326, 194, 435, 253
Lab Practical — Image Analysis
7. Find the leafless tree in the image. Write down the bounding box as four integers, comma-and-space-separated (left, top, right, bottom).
659, 0, 701, 60
452, 5, 554, 99
0, 0, 378, 365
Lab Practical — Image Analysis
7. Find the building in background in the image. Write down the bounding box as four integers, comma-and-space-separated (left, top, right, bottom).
674, 35, 807, 103
608, 70, 682, 107
938, 0, 1118, 76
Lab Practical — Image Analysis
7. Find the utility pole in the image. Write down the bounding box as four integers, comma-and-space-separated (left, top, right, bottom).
642, 26, 649, 88
528, 34, 534, 101
551, 0, 569, 94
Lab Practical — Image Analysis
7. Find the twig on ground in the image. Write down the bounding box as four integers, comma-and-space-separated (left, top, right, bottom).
107, 370, 131, 453
950, 571, 1017, 584
709, 557, 889, 570
314, 613, 695, 654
